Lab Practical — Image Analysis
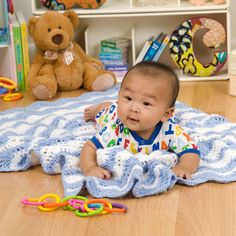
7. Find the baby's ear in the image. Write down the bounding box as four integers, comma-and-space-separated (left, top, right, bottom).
161, 107, 175, 122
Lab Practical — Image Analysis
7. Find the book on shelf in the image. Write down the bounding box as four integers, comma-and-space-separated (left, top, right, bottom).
101, 37, 131, 49
16, 10, 30, 91
100, 46, 127, 55
143, 32, 166, 61
7, 14, 18, 89
135, 36, 154, 64
99, 53, 125, 61
105, 64, 129, 71
11, 14, 25, 91
100, 58, 128, 66
152, 34, 170, 62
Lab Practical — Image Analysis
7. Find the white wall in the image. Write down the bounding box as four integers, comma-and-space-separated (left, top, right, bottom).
13, 0, 236, 48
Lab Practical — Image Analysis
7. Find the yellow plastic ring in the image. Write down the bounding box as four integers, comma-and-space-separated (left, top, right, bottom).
84, 199, 112, 215
3, 92, 23, 102
0, 77, 16, 90
38, 193, 61, 212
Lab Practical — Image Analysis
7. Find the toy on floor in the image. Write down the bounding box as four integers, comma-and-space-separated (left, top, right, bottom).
28, 10, 116, 100
0, 77, 23, 101
39, 0, 108, 10
169, 17, 227, 77
190, 0, 225, 6
21, 193, 127, 217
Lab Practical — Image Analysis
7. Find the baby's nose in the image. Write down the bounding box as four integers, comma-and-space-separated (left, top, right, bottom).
130, 102, 139, 112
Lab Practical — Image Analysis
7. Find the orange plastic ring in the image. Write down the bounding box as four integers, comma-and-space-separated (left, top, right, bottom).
43, 201, 69, 208
85, 199, 112, 215
3, 92, 23, 102
0, 77, 16, 90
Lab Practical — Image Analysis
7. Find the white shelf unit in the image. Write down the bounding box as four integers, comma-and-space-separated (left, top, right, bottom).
32, 0, 231, 81
0, 0, 16, 82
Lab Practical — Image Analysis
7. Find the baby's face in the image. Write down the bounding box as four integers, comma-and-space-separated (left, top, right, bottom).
117, 72, 174, 139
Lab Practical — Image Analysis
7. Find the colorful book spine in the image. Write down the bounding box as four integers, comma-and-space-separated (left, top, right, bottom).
16, 11, 30, 91
12, 14, 24, 91
101, 37, 130, 49
152, 35, 170, 62
99, 53, 123, 60
100, 46, 122, 54
101, 59, 128, 66
143, 33, 165, 61
135, 36, 154, 64
8, 15, 18, 89
105, 64, 129, 71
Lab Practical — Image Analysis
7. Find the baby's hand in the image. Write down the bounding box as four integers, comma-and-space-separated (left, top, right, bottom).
172, 153, 200, 179
172, 164, 193, 179
84, 166, 111, 180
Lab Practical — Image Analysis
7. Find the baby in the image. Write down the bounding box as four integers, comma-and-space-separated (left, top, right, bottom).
79, 61, 200, 179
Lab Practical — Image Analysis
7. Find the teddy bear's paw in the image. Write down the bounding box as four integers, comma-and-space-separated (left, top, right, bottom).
32, 84, 54, 100
213, 0, 225, 4
190, 0, 206, 5
91, 74, 116, 91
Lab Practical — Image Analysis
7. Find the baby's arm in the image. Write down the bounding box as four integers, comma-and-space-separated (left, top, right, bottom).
172, 153, 200, 179
79, 140, 111, 179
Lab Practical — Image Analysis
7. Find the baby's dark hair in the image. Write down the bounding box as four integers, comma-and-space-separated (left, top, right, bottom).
121, 61, 179, 107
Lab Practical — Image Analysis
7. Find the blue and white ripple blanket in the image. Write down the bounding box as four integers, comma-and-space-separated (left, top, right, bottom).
1, 85, 236, 198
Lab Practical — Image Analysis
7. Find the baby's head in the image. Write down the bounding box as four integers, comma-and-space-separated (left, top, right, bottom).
117, 61, 179, 138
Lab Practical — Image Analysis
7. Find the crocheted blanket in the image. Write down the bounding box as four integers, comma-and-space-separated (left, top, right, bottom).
1, 85, 236, 198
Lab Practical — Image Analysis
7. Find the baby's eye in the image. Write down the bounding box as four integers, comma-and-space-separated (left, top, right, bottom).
143, 102, 151, 106
125, 96, 132, 101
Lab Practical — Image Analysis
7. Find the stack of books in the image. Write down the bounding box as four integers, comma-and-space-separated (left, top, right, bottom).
99, 37, 131, 83
8, 11, 30, 92
135, 32, 170, 64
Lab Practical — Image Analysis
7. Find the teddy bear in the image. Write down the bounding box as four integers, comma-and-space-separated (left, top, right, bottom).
28, 10, 116, 100
39, 0, 107, 10
190, 0, 225, 6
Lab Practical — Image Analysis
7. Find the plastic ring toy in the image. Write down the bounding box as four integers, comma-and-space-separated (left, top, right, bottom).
84, 199, 112, 215
21, 197, 45, 206
75, 204, 104, 217
0, 77, 16, 90
0, 87, 10, 98
68, 199, 86, 212
3, 92, 23, 102
0, 87, 8, 94
62, 195, 88, 211
38, 193, 61, 212
104, 203, 128, 213
169, 17, 227, 77
43, 201, 69, 208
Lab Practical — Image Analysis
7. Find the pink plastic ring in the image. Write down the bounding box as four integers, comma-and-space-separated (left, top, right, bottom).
68, 199, 86, 212
21, 198, 45, 206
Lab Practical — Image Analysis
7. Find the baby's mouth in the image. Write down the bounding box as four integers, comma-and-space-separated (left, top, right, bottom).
128, 117, 139, 123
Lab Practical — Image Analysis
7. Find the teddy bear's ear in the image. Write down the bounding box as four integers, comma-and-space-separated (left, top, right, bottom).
28, 16, 38, 36
63, 10, 79, 29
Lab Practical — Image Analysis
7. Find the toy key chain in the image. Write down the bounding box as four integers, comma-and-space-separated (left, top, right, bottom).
21, 193, 128, 217
0, 77, 23, 101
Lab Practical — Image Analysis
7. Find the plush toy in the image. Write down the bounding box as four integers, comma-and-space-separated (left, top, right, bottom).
39, 0, 107, 10
190, 0, 225, 6
28, 10, 116, 100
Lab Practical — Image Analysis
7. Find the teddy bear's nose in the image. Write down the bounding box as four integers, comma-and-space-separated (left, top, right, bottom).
52, 34, 63, 45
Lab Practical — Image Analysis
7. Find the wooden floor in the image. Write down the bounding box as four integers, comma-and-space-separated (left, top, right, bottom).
1, 81, 236, 236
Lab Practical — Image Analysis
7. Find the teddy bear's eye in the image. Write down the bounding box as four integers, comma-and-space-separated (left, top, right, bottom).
58, 26, 62, 29
48, 28, 51, 32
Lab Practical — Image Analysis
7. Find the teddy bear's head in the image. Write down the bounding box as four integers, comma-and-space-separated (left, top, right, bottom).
28, 10, 79, 51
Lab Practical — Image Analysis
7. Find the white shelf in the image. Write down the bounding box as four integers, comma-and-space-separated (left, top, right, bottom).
31, 0, 231, 81
32, 0, 229, 17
